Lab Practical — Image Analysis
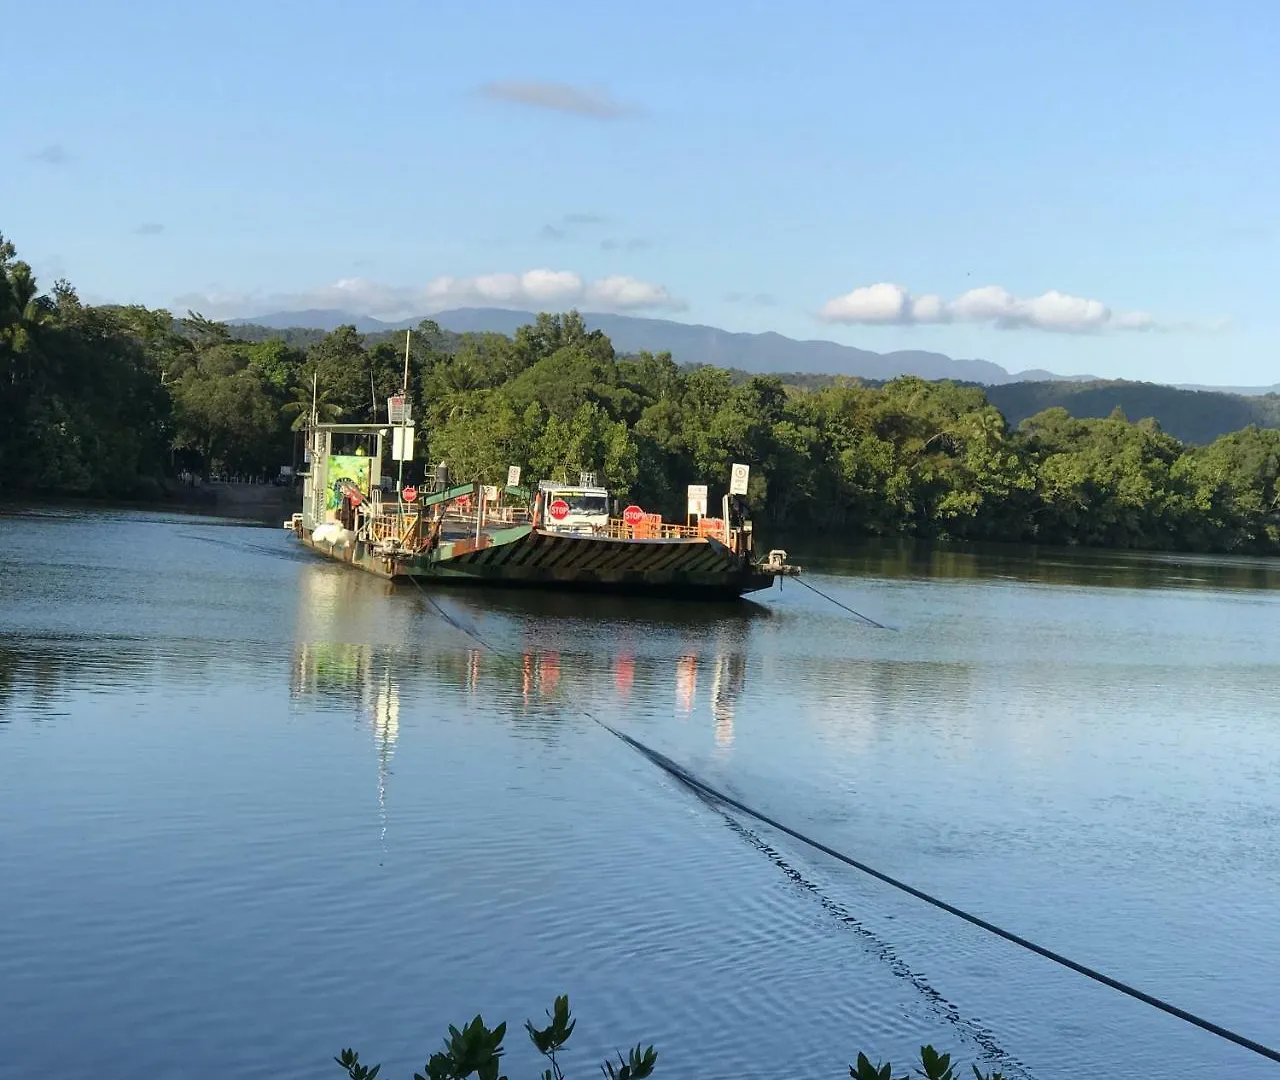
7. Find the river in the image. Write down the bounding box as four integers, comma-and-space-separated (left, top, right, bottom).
2, 507, 1278, 1079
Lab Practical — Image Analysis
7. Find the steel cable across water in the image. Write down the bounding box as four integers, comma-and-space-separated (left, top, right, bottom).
403, 573, 1280, 1068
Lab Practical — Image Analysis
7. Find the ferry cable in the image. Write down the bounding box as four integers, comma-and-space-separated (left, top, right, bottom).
788, 574, 897, 630
403, 578, 1280, 1067
403, 583, 1027, 1071
405, 576, 500, 652
590, 719, 1280, 1068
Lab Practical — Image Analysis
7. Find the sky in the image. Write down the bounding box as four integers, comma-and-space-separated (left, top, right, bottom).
4, 0, 1278, 384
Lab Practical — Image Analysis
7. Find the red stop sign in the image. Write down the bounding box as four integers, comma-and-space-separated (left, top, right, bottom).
548, 498, 570, 521
402, 485, 417, 503
622, 504, 644, 526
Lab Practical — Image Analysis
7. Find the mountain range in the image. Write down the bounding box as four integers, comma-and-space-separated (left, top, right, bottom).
229, 307, 1093, 386
228, 306, 1279, 395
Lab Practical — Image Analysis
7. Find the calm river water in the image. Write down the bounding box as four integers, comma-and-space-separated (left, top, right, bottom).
2, 507, 1279, 1079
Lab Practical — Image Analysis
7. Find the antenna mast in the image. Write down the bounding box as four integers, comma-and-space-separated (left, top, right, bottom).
397, 330, 412, 495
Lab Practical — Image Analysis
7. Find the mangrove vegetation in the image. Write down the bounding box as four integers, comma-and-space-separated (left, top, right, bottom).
334, 994, 1007, 1080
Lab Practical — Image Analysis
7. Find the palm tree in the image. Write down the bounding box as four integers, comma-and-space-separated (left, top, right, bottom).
281, 374, 345, 472
282, 376, 344, 432
0, 255, 54, 356
180, 310, 232, 349
1, 239, 57, 404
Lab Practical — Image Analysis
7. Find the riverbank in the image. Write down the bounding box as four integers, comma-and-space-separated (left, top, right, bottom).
9, 482, 300, 527
182, 480, 299, 523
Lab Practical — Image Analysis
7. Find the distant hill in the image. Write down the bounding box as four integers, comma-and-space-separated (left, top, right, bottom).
1175, 382, 1280, 397
226, 307, 1280, 444
229, 309, 404, 334
230, 306, 1096, 385
728, 373, 1280, 445
985, 380, 1280, 445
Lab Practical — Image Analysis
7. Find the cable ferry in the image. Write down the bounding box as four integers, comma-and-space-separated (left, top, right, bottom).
284, 420, 799, 601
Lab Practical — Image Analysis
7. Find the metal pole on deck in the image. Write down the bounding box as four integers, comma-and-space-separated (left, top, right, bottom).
397, 330, 411, 496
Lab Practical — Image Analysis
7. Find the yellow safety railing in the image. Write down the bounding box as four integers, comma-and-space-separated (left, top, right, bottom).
367, 508, 422, 548
604, 518, 704, 540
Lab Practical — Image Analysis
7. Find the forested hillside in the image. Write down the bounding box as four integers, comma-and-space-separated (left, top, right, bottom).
984, 379, 1280, 445
6, 232, 1280, 553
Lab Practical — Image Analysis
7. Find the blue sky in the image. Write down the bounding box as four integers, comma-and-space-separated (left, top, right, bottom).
4, 0, 1277, 383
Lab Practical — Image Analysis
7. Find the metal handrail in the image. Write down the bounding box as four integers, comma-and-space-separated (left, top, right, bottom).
478, 505, 531, 525
367, 509, 422, 548
604, 519, 703, 540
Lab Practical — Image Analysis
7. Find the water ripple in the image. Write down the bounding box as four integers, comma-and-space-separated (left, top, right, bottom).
3, 511, 1279, 1079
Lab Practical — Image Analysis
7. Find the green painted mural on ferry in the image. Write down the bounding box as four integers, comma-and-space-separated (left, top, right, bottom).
325, 454, 372, 510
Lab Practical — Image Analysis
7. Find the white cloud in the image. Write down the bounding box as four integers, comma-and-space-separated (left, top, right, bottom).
820, 281, 1167, 334
173, 269, 685, 321
819, 283, 911, 324
1112, 310, 1156, 331
427, 269, 586, 306
586, 275, 678, 309
909, 293, 948, 323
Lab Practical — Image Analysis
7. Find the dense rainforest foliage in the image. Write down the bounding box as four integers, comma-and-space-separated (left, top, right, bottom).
690, 370, 1280, 446
5, 232, 1280, 553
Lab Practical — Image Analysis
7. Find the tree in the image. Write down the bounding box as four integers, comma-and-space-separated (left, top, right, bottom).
528, 401, 638, 493
173, 359, 282, 474
0, 238, 173, 494
428, 392, 530, 484
248, 338, 302, 393
0, 247, 54, 356
6, 235, 1280, 559
309, 325, 372, 419
505, 344, 622, 423
282, 376, 344, 432
1173, 425, 1280, 551
180, 310, 233, 349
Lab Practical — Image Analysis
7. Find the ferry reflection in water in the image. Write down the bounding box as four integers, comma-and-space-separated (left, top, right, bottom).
710, 650, 747, 749
286, 559, 755, 761
289, 636, 749, 746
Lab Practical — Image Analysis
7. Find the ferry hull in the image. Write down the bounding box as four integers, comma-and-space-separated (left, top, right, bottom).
297, 523, 777, 599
